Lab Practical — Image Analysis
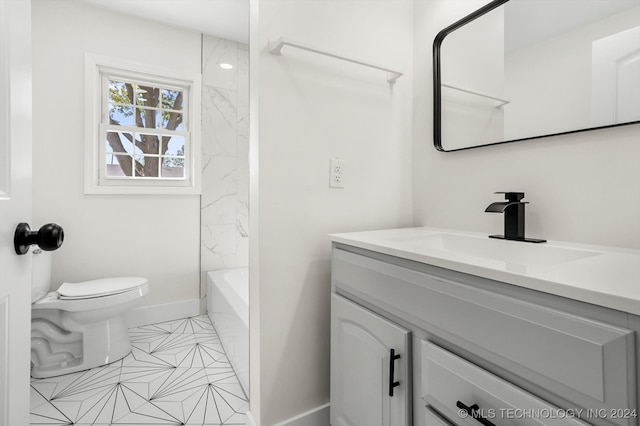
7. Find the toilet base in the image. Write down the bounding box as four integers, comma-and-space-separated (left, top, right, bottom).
31, 313, 133, 379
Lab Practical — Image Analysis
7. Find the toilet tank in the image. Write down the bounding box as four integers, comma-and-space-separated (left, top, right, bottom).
31, 248, 52, 303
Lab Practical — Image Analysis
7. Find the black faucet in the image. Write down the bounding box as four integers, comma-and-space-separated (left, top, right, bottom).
485, 192, 546, 243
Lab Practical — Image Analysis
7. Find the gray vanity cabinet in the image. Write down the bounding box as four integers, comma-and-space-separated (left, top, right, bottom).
330, 294, 410, 426
330, 244, 638, 426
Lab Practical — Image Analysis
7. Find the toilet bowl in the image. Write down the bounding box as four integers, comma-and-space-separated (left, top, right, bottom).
30, 249, 148, 378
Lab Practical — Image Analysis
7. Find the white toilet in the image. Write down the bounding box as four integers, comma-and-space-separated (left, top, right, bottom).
30, 248, 149, 378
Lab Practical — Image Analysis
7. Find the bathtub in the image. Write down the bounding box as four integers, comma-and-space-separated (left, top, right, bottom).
207, 268, 249, 395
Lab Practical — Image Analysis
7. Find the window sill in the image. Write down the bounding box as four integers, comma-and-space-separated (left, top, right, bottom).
84, 182, 201, 196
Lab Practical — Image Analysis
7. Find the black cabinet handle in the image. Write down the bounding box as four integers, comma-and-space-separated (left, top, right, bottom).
456, 401, 496, 426
388, 348, 401, 397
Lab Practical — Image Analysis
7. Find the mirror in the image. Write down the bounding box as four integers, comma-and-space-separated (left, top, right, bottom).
433, 0, 640, 151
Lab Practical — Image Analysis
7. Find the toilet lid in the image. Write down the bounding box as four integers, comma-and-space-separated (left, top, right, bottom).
57, 277, 147, 299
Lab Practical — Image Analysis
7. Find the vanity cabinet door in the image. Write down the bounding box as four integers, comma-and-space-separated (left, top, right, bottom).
331, 294, 410, 426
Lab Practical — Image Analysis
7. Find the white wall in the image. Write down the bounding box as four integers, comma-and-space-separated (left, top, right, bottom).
32, 0, 201, 307
413, 0, 640, 249
250, 0, 414, 423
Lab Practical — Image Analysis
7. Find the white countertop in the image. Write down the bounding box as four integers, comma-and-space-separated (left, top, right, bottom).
329, 227, 640, 315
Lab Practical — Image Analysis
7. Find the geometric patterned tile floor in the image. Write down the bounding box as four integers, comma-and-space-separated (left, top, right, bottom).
30, 315, 248, 425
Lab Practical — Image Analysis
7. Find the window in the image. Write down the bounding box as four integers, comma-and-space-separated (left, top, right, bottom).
85, 55, 201, 194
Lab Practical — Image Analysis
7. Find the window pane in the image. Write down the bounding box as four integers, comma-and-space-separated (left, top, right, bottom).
136, 156, 159, 178
108, 80, 132, 105
135, 85, 160, 108
162, 89, 183, 111
136, 133, 161, 155
134, 155, 144, 177
106, 154, 132, 177
161, 111, 183, 131
136, 107, 163, 129
163, 136, 185, 156
106, 131, 133, 154
108, 104, 134, 126
162, 157, 185, 178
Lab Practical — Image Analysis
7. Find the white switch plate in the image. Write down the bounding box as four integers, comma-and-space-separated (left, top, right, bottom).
330, 158, 344, 188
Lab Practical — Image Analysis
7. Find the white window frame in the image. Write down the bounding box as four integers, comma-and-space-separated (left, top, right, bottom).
84, 54, 201, 195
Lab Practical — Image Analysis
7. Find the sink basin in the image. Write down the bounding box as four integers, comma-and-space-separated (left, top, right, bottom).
386, 233, 602, 267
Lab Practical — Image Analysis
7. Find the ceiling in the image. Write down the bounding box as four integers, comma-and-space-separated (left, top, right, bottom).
77, 0, 249, 44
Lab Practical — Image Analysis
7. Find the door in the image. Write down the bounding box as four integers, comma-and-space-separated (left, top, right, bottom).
591, 26, 640, 126
0, 0, 33, 425
330, 294, 410, 426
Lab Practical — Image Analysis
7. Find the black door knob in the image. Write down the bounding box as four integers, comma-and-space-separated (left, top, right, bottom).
14, 223, 64, 255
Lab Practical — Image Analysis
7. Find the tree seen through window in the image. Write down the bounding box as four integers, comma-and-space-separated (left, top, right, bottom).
106, 79, 186, 178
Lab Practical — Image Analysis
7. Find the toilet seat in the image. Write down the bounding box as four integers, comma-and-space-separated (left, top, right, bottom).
57, 277, 148, 300
32, 281, 149, 313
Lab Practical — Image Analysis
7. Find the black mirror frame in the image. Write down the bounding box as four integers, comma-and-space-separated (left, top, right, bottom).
433, 0, 640, 152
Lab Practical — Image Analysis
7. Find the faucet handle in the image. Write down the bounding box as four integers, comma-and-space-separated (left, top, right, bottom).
494, 192, 525, 202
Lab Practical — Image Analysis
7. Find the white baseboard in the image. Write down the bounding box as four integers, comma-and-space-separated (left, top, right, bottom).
271, 403, 330, 426
125, 298, 201, 328
246, 410, 258, 426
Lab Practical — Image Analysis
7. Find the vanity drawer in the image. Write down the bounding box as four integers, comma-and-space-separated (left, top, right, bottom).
333, 248, 636, 426
422, 341, 589, 426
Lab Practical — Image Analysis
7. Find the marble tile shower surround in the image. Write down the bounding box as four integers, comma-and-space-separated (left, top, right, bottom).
200, 35, 249, 292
